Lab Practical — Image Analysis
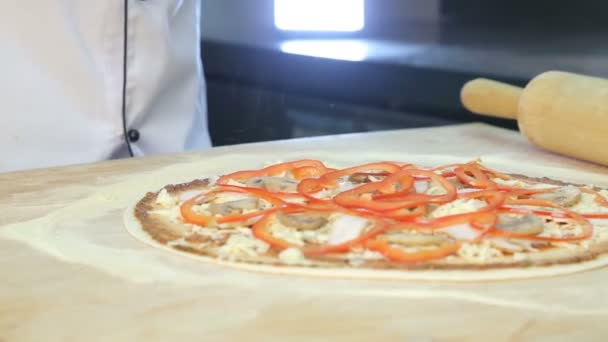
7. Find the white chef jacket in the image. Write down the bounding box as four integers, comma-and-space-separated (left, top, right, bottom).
0, 0, 211, 173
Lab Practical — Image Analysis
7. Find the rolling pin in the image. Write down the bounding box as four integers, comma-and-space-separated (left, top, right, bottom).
460, 71, 608, 166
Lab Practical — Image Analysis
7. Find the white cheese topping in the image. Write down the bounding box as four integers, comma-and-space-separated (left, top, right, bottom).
167, 237, 188, 248
512, 252, 528, 262
337, 180, 358, 192
225, 179, 246, 187
426, 182, 447, 195
487, 238, 527, 253
302, 230, 329, 244
156, 188, 178, 207
493, 178, 527, 188
217, 234, 269, 260
493, 178, 555, 189
589, 219, 608, 229
192, 203, 210, 215
570, 193, 608, 214
430, 199, 486, 218
578, 224, 608, 249
540, 221, 583, 239
269, 225, 305, 246
192, 226, 228, 241
213, 192, 252, 203
439, 224, 479, 241
346, 250, 385, 266
312, 188, 337, 200
594, 225, 608, 238
413, 180, 429, 193
151, 206, 183, 223
278, 247, 308, 265
457, 241, 503, 262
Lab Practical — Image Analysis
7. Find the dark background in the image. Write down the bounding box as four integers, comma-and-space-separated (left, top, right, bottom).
201, 0, 608, 146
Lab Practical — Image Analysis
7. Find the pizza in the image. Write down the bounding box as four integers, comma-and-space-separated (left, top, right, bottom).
124, 159, 608, 280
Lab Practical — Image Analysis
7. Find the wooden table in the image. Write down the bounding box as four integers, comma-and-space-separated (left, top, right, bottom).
2, 123, 608, 341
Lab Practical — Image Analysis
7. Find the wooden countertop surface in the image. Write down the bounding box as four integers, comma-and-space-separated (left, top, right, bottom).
2, 123, 608, 341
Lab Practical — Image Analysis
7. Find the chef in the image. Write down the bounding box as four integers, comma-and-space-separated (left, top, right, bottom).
0, 1, 212, 173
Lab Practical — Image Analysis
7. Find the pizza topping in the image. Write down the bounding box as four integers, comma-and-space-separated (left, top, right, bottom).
439, 224, 480, 241
448, 177, 466, 190
192, 226, 231, 241
208, 198, 260, 216
495, 214, 544, 235
327, 215, 370, 245
245, 176, 299, 193
184, 233, 218, 245
270, 224, 306, 246
413, 180, 429, 193
348, 173, 372, 184
379, 231, 448, 246
539, 220, 583, 239
494, 178, 524, 187
276, 211, 329, 230
180, 194, 214, 226
278, 247, 308, 265
346, 249, 386, 266
425, 181, 448, 195
252, 210, 387, 257
217, 233, 270, 259
457, 241, 503, 262
486, 238, 534, 253
365, 238, 461, 263
211, 191, 253, 203
531, 185, 582, 207
570, 192, 608, 214
218, 160, 333, 189
454, 163, 497, 189
156, 188, 178, 208
297, 162, 402, 195
430, 199, 487, 218
599, 190, 608, 205
589, 218, 608, 228
160, 159, 608, 266
151, 206, 183, 223
302, 229, 331, 244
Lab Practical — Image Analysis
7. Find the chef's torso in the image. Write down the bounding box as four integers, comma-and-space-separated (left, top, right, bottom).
0, 0, 211, 173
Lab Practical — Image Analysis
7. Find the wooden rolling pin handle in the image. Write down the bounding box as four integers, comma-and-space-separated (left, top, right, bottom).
460, 78, 524, 120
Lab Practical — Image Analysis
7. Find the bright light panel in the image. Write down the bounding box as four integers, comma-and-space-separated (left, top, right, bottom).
275, 0, 365, 32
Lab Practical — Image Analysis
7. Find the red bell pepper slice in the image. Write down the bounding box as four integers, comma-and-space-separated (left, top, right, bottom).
364, 238, 461, 263
217, 159, 331, 185
297, 162, 402, 195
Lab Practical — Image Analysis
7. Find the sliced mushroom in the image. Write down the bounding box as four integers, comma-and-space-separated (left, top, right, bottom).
531, 185, 582, 207
208, 198, 259, 216
245, 177, 299, 192
276, 212, 329, 230
348, 173, 371, 184
348, 172, 389, 184
380, 231, 448, 246
495, 214, 544, 235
